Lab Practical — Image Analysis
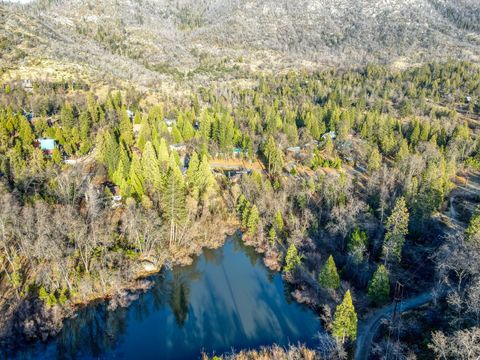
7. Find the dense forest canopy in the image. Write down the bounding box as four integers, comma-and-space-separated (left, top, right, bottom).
0, 60, 480, 358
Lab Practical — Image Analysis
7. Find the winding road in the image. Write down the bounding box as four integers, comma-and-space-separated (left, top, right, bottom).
355, 291, 435, 360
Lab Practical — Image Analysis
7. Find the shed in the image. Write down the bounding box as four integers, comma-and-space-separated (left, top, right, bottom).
232, 147, 245, 157
169, 143, 187, 153
286, 146, 301, 154
322, 131, 336, 140
37, 138, 56, 155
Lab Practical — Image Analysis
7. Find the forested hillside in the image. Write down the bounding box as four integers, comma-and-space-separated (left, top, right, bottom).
1, 0, 479, 89
1, 0, 480, 358
0, 59, 479, 358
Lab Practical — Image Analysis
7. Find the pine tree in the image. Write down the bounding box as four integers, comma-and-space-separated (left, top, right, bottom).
129, 153, 144, 200
466, 209, 480, 244
274, 210, 284, 232
172, 126, 183, 143
368, 265, 390, 305
247, 205, 259, 236
181, 118, 195, 140
148, 105, 163, 125
284, 243, 302, 273
332, 290, 357, 343
162, 154, 187, 246
79, 111, 92, 142
113, 150, 131, 197
95, 129, 119, 177
60, 102, 74, 131
236, 194, 248, 216
137, 117, 152, 151
368, 146, 382, 172
348, 228, 368, 263
156, 138, 170, 168
119, 108, 134, 148
185, 151, 200, 194
141, 141, 162, 191
264, 136, 284, 176
51, 148, 62, 165
396, 138, 409, 163
383, 197, 409, 263
196, 154, 216, 198
268, 227, 277, 246
324, 136, 334, 157
318, 255, 340, 289
241, 203, 251, 229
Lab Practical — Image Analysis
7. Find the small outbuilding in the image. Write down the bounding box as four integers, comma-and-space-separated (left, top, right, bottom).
36, 138, 56, 156
169, 143, 187, 153
286, 146, 301, 154
321, 131, 336, 140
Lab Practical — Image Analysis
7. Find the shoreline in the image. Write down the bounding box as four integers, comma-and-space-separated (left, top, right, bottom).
0, 219, 240, 353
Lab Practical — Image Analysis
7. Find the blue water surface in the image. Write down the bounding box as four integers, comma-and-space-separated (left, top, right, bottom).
10, 236, 321, 359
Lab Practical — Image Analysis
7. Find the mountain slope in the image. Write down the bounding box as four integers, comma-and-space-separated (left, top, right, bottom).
1, 0, 479, 88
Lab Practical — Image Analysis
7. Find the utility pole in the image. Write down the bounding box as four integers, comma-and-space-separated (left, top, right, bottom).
392, 281, 404, 323
385, 282, 404, 360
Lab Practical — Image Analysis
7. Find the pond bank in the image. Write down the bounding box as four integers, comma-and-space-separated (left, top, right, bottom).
5, 235, 322, 360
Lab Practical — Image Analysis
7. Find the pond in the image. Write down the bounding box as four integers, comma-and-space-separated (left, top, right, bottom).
10, 235, 322, 359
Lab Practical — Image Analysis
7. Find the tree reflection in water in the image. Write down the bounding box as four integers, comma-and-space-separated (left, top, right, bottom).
9, 236, 321, 360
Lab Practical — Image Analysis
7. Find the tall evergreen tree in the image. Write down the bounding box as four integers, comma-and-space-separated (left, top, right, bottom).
284, 243, 302, 273
60, 102, 74, 131
185, 151, 200, 194
348, 228, 368, 263
162, 154, 187, 246
264, 136, 284, 176
383, 197, 409, 264
129, 153, 144, 200
332, 290, 357, 343
196, 154, 216, 199
137, 117, 152, 151
466, 209, 480, 244
274, 210, 285, 233
246, 205, 260, 236
95, 129, 119, 177
368, 265, 390, 305
142, 141, 162, 191
368, 146, 382, 172
319, 255, 340, 289
119, 108, 134, 148
157, 138, 170, 168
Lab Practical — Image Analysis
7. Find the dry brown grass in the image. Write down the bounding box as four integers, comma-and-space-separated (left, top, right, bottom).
203, 344, 319, 360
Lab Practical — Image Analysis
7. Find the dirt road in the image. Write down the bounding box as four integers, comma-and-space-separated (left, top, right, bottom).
355, 291, 435, 360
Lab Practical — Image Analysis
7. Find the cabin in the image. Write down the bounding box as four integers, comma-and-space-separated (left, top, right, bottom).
169, 143, 187, 153
232, 147, 245, 158
226, 168, 251, 183
286, 146, 301, 155
36, 138, 56, 156
321, 131, 336, 140
23, 111, 34, 122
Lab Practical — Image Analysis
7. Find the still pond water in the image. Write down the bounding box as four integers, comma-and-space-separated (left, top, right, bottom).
11, 236, 321, 359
